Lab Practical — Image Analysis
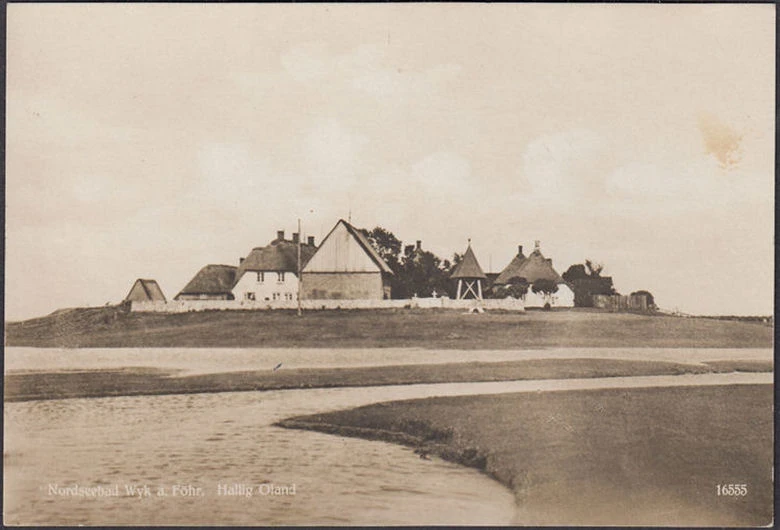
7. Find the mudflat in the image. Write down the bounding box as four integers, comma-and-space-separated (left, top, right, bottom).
278, 383, 773, 526
7, 357, 771, 402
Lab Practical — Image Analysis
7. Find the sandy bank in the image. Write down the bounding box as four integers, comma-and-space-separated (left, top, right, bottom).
4, 358, 770, 402
277, 384, 773, 526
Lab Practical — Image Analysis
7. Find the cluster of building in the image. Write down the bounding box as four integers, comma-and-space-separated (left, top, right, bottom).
125, 218, 575, 308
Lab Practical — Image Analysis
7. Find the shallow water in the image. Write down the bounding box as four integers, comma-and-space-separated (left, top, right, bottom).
3, 384, 519, 526
5, 346, 772, 375
3, 371, 770, 525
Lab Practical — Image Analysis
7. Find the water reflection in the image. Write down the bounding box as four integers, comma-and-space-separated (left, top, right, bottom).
4, 385, 518, 526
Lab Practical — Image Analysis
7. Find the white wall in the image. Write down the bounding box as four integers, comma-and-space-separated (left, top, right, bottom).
523, 283, 575, 308
130, 297, 525, 313
232, 270, 298, 302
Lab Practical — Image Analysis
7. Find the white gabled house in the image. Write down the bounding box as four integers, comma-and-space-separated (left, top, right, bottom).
232, 230, 317, 303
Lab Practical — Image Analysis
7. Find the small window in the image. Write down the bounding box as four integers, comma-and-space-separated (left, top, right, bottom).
245, 292, 256, 301
277, 272, 285, 282
257, 272, 264, 282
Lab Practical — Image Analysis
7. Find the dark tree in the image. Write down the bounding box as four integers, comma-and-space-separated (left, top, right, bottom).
562, 264, 588, 283
491, 276, 529, 299
585, 259, 604, 277
399, 249, 451, 298
531, 279, 559, 295
563, 260, 616, 307
363, 227, 403, 272
531, 279, 559, 310
362, 226, 453, 299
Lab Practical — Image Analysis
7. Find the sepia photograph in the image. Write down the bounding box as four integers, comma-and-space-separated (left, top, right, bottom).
3, 2, 775, 526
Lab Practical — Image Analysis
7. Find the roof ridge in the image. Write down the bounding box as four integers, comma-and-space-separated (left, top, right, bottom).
339, 220, 394, 275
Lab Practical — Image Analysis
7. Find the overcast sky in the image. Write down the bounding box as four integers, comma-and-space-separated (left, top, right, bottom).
6, 3, 774, 320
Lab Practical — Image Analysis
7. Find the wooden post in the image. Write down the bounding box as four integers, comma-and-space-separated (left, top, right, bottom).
456, 279, 462, 300
477, 279, 483, 300
297, 218, 302, 317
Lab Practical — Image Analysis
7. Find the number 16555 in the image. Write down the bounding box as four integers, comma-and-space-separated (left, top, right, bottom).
717, 484, 747, 496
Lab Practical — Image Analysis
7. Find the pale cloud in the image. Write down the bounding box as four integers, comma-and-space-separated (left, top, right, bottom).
281, 41, 461, 100
280, 42, 331, 82
302, 119, 368, 182
195, 143, 272, 210
351, 63, 462, 99
520, 129, 614, 204
411, 151, 473, 196
605, 160, 709, 202
605, 156, 771, 214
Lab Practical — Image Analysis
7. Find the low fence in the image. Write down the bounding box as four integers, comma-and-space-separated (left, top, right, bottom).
592, 294, 648, 312
130, 297, 525, 313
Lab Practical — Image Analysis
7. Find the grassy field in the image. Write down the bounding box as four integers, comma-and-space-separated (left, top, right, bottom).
278, 384, 774, 526
8, 357, 769, 402
4, 305, 773, 348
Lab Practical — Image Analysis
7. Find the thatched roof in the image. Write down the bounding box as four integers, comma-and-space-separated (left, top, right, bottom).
339, 219, 394, 274
124, 279, 166, 302
450, 245, 487, 280
235, 239, 317, 282
494, 247, 563, 285
493, 248, 528, 285
176, 264, 237, 297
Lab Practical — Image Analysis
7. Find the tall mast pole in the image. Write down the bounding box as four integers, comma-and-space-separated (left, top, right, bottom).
297, 217, 302, 317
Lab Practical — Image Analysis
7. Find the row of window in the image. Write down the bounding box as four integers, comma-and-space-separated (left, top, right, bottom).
244, 292, 294, 301
256, 272, 286, 282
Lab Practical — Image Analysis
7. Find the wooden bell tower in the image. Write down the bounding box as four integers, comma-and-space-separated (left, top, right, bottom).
450, 239, 488, 300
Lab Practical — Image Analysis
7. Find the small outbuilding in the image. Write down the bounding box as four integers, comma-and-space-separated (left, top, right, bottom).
175, 264, 237, 301
124, 279, 167, 302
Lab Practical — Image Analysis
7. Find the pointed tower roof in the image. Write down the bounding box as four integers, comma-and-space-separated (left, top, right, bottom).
450, 243, 487, 280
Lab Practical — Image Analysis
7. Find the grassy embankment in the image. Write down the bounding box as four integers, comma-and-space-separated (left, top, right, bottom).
6, 357, 772, 402
4, 305, 773, 348
278, 384, 773, 527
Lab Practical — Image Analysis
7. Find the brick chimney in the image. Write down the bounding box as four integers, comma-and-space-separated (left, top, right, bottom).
534, 240, 540, 251
307, 236, 315, 246
292, 232, 299, 244
239, 257, 245, 264
416, 240, 422, 251
518, 245, 523, 256
277, 230, 285, 241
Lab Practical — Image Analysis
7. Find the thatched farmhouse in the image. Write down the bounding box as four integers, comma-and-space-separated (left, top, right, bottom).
124, 279, 166, 302
175, 264, 237, 300
300, 219, 393, 300
156, 221, 576, 311
493, 241, 574, 307
450, 242, 488, 300
232, 230, 318, 302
